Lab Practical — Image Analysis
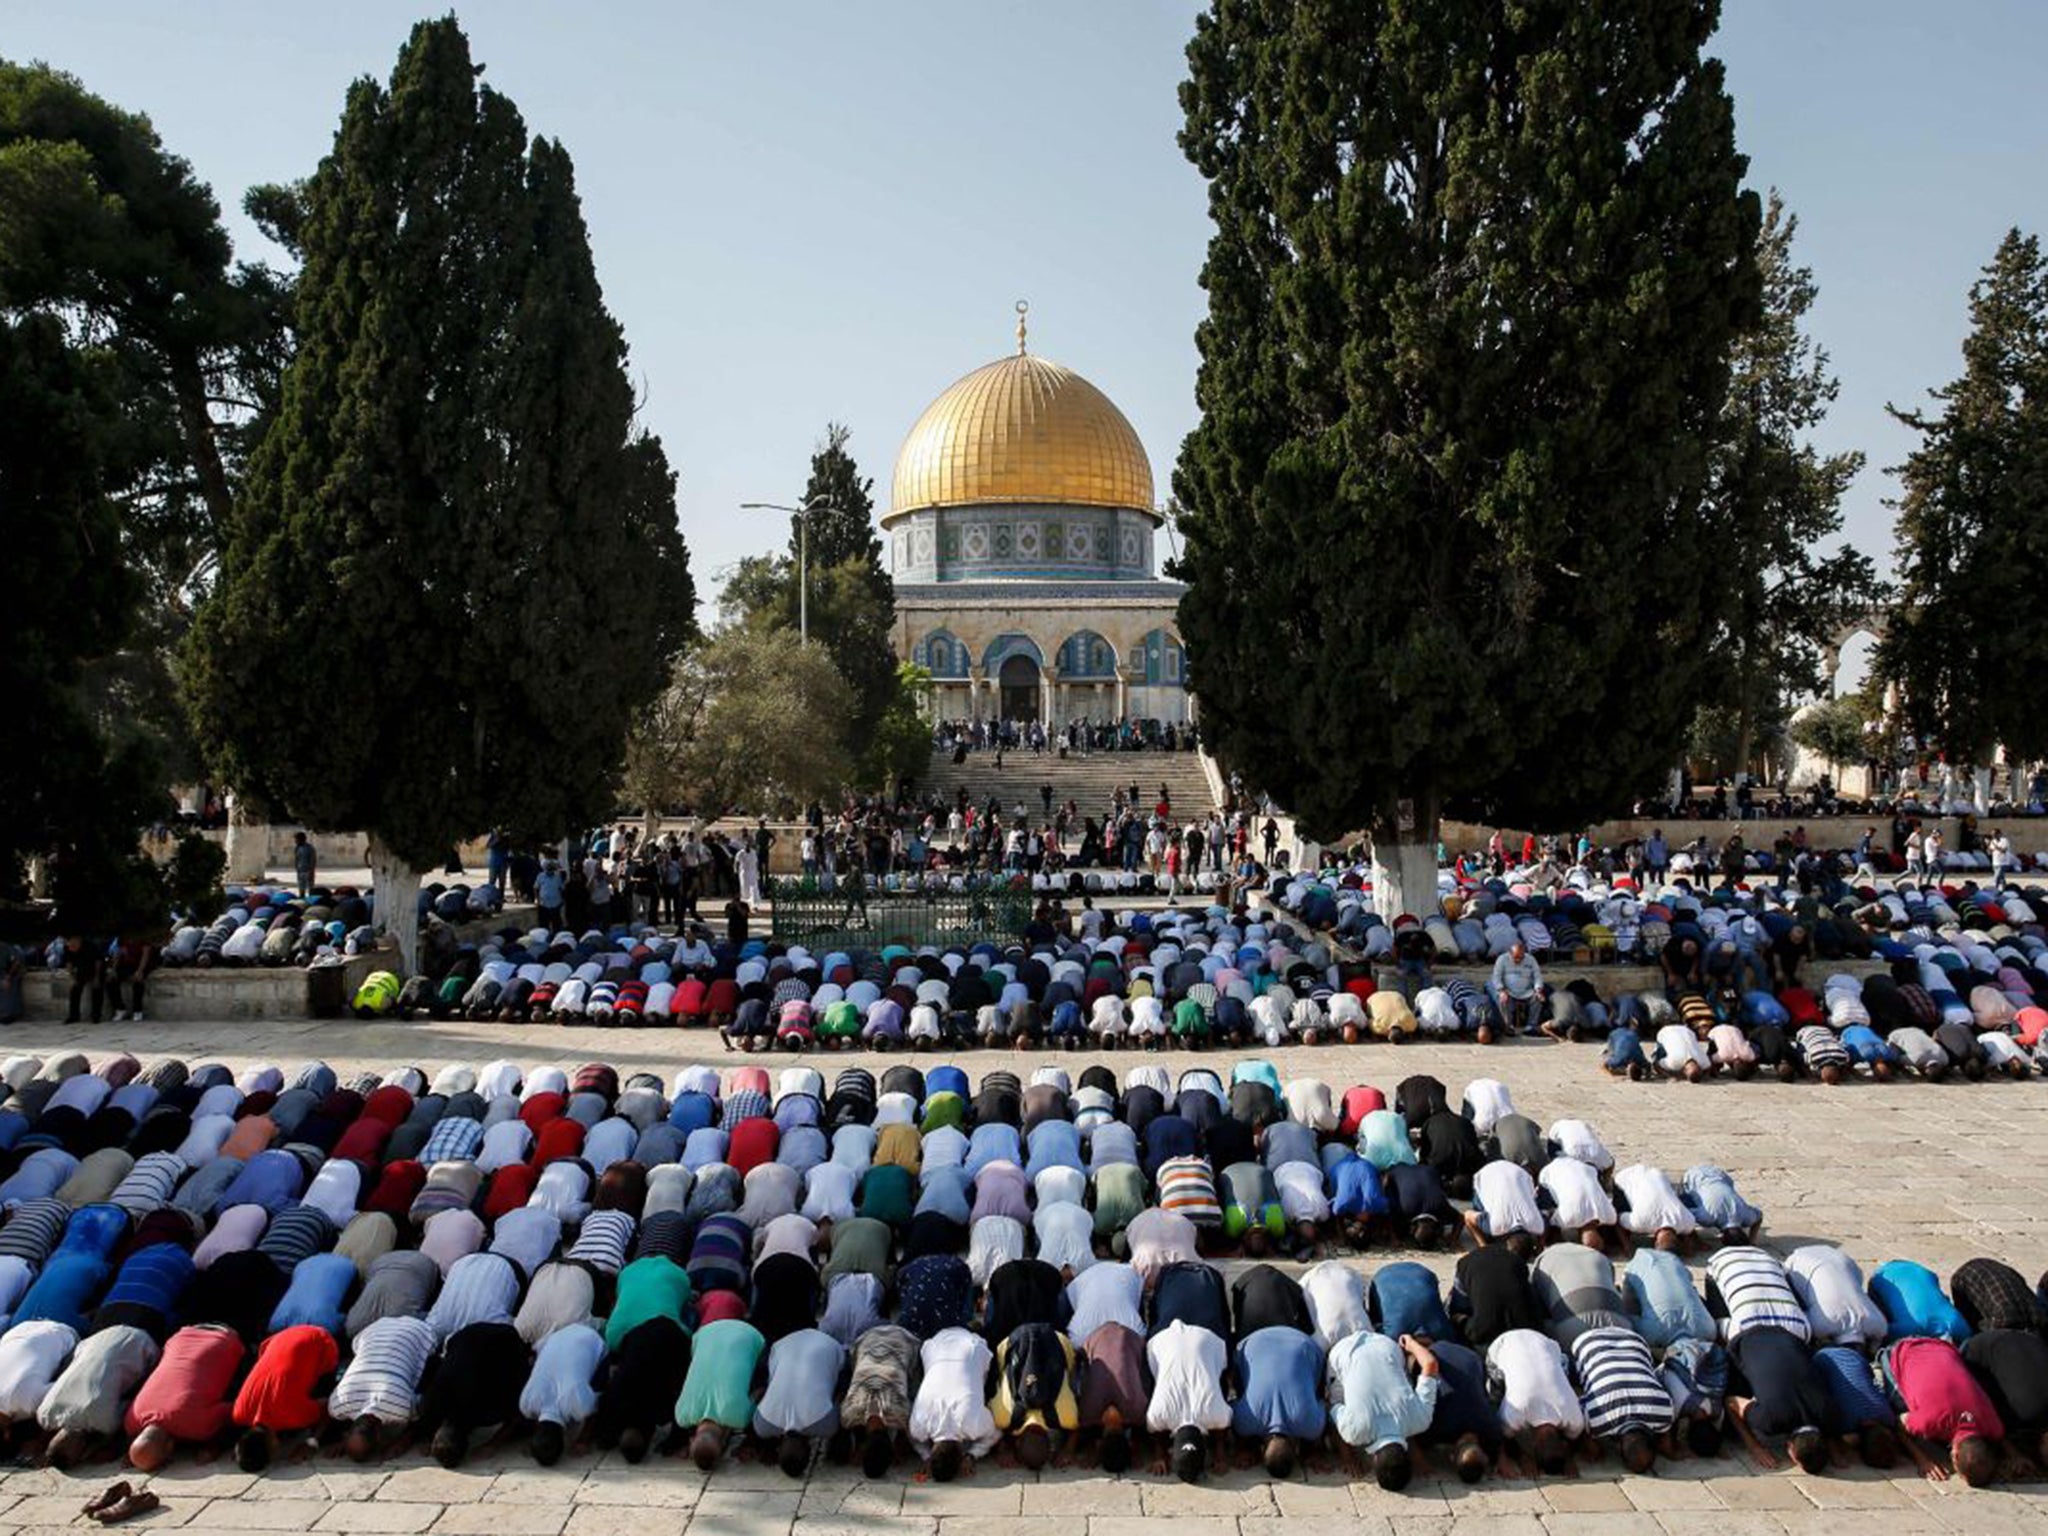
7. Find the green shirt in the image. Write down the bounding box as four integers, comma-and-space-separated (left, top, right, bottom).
858, 1164, 915, 1228
821, 1217, 894, 1281
1093, 1163, 1148, 1236
604, 1256, 692, 1352
919, 1091, 966, 1135
673, 1318, 764, 1429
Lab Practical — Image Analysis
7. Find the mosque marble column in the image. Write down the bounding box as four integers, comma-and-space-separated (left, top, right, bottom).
967, 665, 986, 722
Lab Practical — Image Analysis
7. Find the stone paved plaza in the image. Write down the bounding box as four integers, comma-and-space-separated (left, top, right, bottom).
3, 1015, 2048, 1535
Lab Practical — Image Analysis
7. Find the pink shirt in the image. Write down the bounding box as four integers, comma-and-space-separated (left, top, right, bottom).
1888, 1337, 2003, 1446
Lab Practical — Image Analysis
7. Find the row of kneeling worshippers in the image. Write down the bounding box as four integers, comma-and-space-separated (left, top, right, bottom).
345, 906, 1505, 1046
0, 1052, 2042, 1492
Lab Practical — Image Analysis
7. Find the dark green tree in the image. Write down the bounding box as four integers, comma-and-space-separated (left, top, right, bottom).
1172, 0, 1760, 910
183, 18, 692, 969
0, 61, 290, 785
1877, 229, 2048, 800
793, 423, 886, 572
0, 312, 167, 929
1697, 193, 1876, 790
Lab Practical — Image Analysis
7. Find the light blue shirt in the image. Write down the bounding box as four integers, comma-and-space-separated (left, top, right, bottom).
1328, 1331, 1439, 1451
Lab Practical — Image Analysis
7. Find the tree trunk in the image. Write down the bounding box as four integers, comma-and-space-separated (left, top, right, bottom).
170, 354, 235, 534
368, 832, 423, 977
1973, 766, 1992, 816
223, 794, 267, 882
1371, 795, 1441, 919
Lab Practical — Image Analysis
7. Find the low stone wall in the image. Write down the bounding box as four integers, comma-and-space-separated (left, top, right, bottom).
18, 950, 388, 1023
1442, 815, 2048, 858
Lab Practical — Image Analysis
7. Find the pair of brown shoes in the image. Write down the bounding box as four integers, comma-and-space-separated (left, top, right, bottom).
82, 1483, 160, 1524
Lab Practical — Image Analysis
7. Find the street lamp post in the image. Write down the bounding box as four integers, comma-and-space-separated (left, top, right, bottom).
740, 495, 836, 645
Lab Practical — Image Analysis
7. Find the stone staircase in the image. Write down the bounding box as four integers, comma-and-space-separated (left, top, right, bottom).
915, 744, 1220, 820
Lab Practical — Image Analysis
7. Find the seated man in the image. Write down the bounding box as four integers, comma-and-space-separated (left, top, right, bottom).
1327, 1331, 1439, 1489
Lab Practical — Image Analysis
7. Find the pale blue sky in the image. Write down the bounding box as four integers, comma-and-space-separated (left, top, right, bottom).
8, 0, 2044, 622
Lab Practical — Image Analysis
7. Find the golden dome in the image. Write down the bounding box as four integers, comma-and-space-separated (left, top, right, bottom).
888, 350, 1156, 521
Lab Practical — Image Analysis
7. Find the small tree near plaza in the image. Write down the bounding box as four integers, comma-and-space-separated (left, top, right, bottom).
183, 19, 691, 971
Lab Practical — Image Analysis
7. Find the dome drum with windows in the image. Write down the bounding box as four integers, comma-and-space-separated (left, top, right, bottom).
887, 305, 1188, 727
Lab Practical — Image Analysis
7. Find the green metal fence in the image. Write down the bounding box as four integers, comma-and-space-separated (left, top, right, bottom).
766, 879, 1032, 950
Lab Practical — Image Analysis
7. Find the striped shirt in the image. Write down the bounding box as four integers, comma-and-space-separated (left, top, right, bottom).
565, 1211, 635, 1275
1569, 1326, 1675, 1437
328, 1315, 437, 1423
256, 1205, 336, 1273
1794, 1026, 1850, 1071
1156, 1156, 1222, 1227
0, 1200, 70, 1268
1707, 1247, 1810, 1343
107, 1154, 184, 1220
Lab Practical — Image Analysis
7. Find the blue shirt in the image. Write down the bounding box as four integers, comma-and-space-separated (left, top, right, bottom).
1812, 1344, 1891, 1428
99, 1244, 195, 1327
1025, 1121, 1082, 1179
219, 1150, 306, 1214
1327, 1154, 1386, 1218
1682, 1166, 1761, 1231
1371, 1262, 1452, 1342
1422, 1340, 1502, 1448
1329, 1331, 1439, 1451
1230, 1326, 1326, 1439
1869, 1260, 1971, 1343
1624, 1248, 1714, 1349
270, 1252, 358, 1336
14, 1252, 108, 1331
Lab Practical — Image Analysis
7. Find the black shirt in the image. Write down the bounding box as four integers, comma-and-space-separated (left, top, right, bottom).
426, 1321, 531, 1433
1962, 1329, 2048, 1432
1420, 1111, 1485, 1182
984, 1258, 1069, 1343
1395, 1075, 1450, 1125
1231, 1263, 1312, 1337
1453, 1243, 1543, 1349
1382, 1163, 1455, 1227
1731, 1325, 1836, 1441
1951, 1258, 2045, 1334
1149, 1260, 1231, 1342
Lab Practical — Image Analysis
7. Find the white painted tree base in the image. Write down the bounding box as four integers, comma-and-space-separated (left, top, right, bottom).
368, 834, 423, 977
1372, 839, 1441, 920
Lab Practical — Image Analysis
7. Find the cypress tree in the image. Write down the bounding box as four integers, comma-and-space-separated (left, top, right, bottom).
183, 18, 691, 968
1878, 229, 2048, 796
1172, 0, 1759, 910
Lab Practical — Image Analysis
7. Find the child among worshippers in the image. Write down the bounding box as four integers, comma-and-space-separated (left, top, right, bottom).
1326, 1331, 1440, 1489
678, 1317, 768, 1470
834, 1323, 920, 1478
1484, 1328, 1586, 1478
230, 1322, 339, 1471
1681, 1164, 1764, 1245
753, 1327, 845, 1477
910, 1325, 999, 1482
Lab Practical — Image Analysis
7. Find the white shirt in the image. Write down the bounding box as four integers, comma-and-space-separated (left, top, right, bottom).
1145, 1321, 1230, 1433
909, 1328, 998, 1454
1124, 1208, 1197, 1285
1654, 1025, 1708, 1070
1274, 1162, 1331, 1223
1302, 1261, 1369, 1351
1032, 1202, 1095, 1275
1065, 1262, 1144, 1343
966, 1216, 1026, 1287
0, 1321, 75, 1418
1784, 1245, 1888, 1346
1538, 1156, 1617, 1230
1473, 1161, 1544, 1238
801, 1163, 857, 1224
1462, 1078, 1515, 1134
1613, 1164, 1696, 1236
1486, 1328, 1587, 1437
753, 1213, 818, 1268
1546, 1120, 1613, 1171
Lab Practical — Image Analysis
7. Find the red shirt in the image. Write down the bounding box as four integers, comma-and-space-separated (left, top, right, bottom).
727, 1117, 779, 1176
1338, 1085, 1387, 1139
1889, 1337, 2004, 1447
359, 1085, 415, 1128
482, 1162, 540, 1220
364, 1161, 425, 1217
674, 978, 710, 1018
330, 1118, 391, 1166
126, 1324, 245, 1442
531, 1117, 586, 1168
519, 1092, 566, 1134
232, 1325, 338, 1433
